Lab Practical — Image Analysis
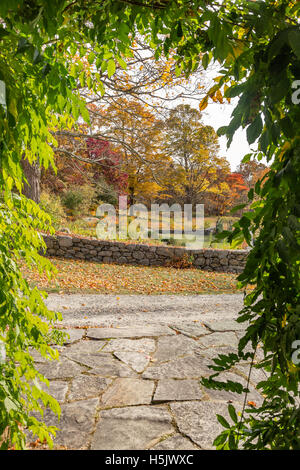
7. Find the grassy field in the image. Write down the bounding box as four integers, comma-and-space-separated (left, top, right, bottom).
57, 215, 242, 249
20, 257, 248, 295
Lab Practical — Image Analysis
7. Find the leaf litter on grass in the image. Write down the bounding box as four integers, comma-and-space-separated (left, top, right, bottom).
19, 257, 251, 295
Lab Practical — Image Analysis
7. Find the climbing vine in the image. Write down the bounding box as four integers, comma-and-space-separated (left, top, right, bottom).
0, 0, 299, 448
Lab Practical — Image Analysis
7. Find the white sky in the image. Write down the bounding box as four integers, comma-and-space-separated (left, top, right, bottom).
203, 98, 253, 172
196, 64, 255, 172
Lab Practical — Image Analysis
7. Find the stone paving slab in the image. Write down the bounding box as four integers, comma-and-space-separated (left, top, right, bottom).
113, 351, 150, 373
68, 376, 112, 401
28, 346, 65, 363
33, 398, 99, 449
100, 378, 155, 408
91, 405, 174, 450
235, 363, 269, 387
153, 379, 203, 402
40, 380, 69, 403
200, 370, 264, 406
86, 325, 175, 339
36, 358, 88, 380
102, 338, 156, 354
54, 398, 99, 449
169, 323, 210, 338
62, 328, 86, 344
197, 331, 239, 349
153, 335, 202, 363
170, 401, 242, 450
61, 339, 107, 354
45, 294, 245, 327
26, 294, 267, 450
64, 352, 137, 377
151, 434, 200, 450
202, 320, 247, 332
142, 355, 212, 379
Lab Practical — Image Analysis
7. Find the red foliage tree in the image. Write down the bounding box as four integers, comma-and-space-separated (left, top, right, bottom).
225, 172, 249, 208
226, 172, 249, 196
86, 138, 128, 194
211, 172, 249, 216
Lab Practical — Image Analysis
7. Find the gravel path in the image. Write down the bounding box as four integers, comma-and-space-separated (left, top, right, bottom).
45, 293, 246, 327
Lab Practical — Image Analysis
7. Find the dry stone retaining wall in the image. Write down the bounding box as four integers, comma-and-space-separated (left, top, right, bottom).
42, 234, 248, 273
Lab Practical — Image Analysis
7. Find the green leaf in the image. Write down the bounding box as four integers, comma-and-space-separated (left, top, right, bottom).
225, 83, 246, 98
228, 432, 237, 449
97, 79, 105, 96
33, 48, 42, 64
4, 396, 19, 413
176, 21, 183, 38
217, 125, 228, 136
246, 115, 263, 144
175, 64, 181, 77
217, 414, 230, 429
280, 117, 295, 139
117, 56, 127, 70
214, 432, 228, 447
57, 95, 65, 112
88, 51, 95, 64
79, 71, 85, 87
242, 153, 252, 163
228, 404, 238, 424
288, 30, 300, 60
230, 203, 247, 213
79, 100, 90, 124
16, 37, 30, 54
107, 59, 116, 78
259, 130, 270, 153
202, 53, 209, 70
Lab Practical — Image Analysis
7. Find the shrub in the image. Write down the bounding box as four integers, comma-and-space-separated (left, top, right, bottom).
40, 191, 66, 230
167, 253, 194, 269
162, 237, 186, 247
61, 187, 83, 215
64, 219, 95, 237
61, 185, 96, 217
93, 179, 118, 207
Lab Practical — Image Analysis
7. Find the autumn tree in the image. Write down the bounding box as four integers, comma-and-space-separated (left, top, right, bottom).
41, 123, 107, 192
207, 162, 269, 217
42, 129, 129, 210
86, 137, 128, 196
209, 171, 248, 216
237, 160, 269, 188
48, 40, 210, 200
88, 99, 170, 205
155, 104, 230, 205
226, 172, 249, 202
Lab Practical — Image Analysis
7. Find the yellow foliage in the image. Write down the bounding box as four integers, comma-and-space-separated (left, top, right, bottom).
199, 96, 208, 111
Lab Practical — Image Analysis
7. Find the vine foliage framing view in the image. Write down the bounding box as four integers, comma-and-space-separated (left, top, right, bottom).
0, 0, 299, 450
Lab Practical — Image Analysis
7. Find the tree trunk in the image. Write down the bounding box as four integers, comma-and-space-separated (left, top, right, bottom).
21, 158, 41, 204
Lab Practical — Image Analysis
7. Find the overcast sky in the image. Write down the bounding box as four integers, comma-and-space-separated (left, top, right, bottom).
203, 99, 253, 172
195, 64, 257, 172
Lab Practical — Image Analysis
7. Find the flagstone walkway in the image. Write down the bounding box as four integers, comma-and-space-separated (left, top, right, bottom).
28, 294, 266, 450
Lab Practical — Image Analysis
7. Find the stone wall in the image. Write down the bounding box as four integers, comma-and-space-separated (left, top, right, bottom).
42, 234, 248, 273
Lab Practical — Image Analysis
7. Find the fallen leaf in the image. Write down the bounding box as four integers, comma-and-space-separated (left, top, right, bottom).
247, 401, 257, 407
